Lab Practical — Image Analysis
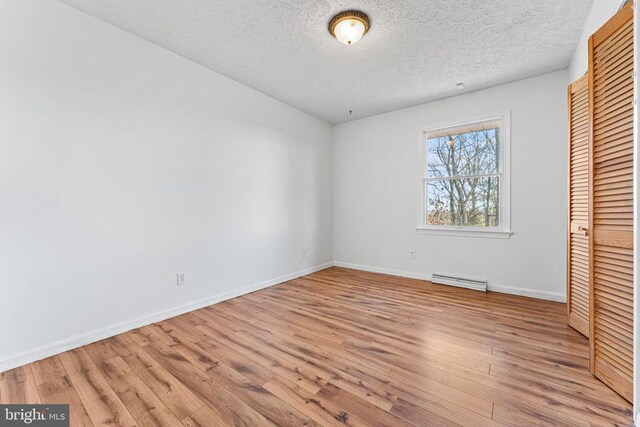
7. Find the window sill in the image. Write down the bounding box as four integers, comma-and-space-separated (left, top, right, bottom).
415, 227, 513, 239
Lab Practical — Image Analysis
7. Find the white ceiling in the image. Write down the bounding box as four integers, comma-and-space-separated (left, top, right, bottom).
58, 0, 594, 124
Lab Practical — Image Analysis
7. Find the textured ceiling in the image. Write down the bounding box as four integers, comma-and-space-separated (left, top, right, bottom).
57, 0, 593, 124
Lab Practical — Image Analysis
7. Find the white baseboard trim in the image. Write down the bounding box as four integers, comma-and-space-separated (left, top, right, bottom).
0, 262, 333, 373
487, 283, 566, 302
333, 261, 566, 303
334, 261, 432, 281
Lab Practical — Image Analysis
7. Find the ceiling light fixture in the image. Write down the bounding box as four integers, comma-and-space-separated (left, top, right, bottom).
329, 11, 370, 45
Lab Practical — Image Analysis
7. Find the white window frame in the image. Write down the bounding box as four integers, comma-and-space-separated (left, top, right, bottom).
416, 112, 512, 239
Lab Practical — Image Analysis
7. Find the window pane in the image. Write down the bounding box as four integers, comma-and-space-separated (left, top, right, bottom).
426, 177, 499, 227
426, 127, 499, 178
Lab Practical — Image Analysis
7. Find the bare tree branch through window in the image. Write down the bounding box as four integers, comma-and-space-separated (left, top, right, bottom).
425, 124, 501, 228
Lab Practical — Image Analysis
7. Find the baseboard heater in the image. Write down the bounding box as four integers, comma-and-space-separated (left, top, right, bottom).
431, 273, 487, 292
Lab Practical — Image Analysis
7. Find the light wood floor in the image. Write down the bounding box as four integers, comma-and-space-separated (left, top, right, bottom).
0, 267, 633, 426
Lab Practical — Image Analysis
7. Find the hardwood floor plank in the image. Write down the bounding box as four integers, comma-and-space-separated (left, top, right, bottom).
140, 337, 279, 426
263, 376, 371, 427
181, 406, 228, 427
210, 361, 319, 426
83, 339, 121, 365
0, 366, 40, 404
97, 356, 183, 427
185, 321, 324, 394
386, 378, 494, 420
488, 362, 630, 411
233, 328, 399, 411
30, 356, 67, 385
58, 348, 138, 427
0, 267, 632, 425
108, 335, 206, 420
390, 397, 469, 427
194, 338, 276, 386
491, 403, 588, 427
316, 382, 411, 427
36, 375, 94, 427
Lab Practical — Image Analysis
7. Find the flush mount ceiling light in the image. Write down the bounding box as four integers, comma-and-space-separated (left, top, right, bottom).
329, 11, 370, 45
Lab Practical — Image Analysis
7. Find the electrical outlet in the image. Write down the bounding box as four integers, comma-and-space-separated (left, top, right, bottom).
409, 250, 416, 260
177, 272, 186, 286
302, 249, 307, 258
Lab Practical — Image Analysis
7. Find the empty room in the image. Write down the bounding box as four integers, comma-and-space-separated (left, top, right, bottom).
1, 0, 639, 425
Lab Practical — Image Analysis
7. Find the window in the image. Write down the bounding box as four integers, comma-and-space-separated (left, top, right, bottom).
418, 116, 511, 237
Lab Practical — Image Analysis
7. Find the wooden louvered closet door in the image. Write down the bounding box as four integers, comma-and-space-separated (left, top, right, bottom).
588, 0, 634, 403
567, 75, 590, 337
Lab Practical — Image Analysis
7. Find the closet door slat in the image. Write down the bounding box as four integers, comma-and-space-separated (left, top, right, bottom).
588, 0, 634, 403
567, 75, 590, 337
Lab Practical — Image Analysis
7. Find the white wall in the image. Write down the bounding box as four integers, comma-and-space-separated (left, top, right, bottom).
333, 71, 568, 301
0, 0, 333, 370
569, 0, 626, 81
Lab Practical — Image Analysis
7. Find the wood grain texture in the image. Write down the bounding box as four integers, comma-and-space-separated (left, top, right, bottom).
567, 74, 590, 337
0, 267, 633, 425
588, 0, 634, 403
